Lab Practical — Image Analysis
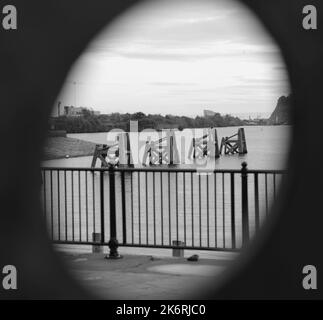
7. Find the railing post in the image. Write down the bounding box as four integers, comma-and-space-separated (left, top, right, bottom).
241, 162, 249, 246
107, 165, 122, 259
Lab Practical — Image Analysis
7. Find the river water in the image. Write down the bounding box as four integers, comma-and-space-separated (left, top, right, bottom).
43, 125, 290, 170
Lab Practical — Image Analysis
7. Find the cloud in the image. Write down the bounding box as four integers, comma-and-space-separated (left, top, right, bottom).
95, 41, 280, 62
87, 0, 277, 62
108, 50, 217, 61
149, 81, 198, 86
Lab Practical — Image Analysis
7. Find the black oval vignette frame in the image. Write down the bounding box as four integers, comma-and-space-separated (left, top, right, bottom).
0, 0, 322, 299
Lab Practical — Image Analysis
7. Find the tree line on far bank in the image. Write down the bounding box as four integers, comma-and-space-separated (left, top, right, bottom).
51, 95, 291, 134
51, 109, 247, 133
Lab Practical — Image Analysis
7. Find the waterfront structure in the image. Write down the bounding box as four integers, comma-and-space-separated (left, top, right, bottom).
142, 130, 180, 165
91, 132, 132, 168
220, 128, 248, 155
188, 128, 220, 159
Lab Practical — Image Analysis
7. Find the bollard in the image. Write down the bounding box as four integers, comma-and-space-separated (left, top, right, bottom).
172, 240, 185, 257
92, 232, 103, 253
241, 162, 249, 246
106, 165, 122, 259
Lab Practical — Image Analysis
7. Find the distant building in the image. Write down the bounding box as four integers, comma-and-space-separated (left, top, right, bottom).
203, 109, 216, 117
51, 101, 100, 117
63, 106, 84, 117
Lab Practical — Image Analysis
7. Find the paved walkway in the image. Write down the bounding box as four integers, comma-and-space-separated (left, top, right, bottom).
59, 249, 236, 299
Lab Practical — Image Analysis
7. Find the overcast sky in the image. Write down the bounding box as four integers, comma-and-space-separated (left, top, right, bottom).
56, 0, 289, 117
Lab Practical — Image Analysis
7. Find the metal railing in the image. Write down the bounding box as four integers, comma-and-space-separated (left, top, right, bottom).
41, 163, 286, 255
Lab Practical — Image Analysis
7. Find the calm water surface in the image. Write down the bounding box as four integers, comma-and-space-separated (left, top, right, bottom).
43, 126, 290, 170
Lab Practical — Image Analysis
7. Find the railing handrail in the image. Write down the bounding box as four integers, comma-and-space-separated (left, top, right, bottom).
40, 166, 287, 174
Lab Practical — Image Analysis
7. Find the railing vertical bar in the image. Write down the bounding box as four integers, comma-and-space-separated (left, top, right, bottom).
92, 172, 96, 233
222, 172, 225, 248
230, 173, 236, 249
176, 172, 179, 243
57, 171, 61, 241
145, 172, 149, 244
138, 171, 141, 245
153, 172, 156, 246
254, 173, 260, 232
214, 172, 217, 247
71, 171, 75, 241
92, 172, 96, 234
78, 171, 82, 242
85, 171, 89, 242
121, 171, 127, 244
100, 171, 105, 244
206, 174, 209, 248
198, 174, 202, 247
183, 172, 187, 245
64, 170, 67, 241
191, 172, 194, 247
168, 172, 171, 245
50, 170, 54, 240
160, 172, 164, 245
131, 172, 134, 244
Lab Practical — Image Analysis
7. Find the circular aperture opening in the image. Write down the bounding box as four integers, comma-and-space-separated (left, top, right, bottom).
42, 0, 290, 299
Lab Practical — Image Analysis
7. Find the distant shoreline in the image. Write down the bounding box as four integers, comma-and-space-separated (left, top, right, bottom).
67, 124, 290, 135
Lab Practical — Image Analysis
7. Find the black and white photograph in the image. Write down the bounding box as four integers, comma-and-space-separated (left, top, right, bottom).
0, 0, 322, 307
